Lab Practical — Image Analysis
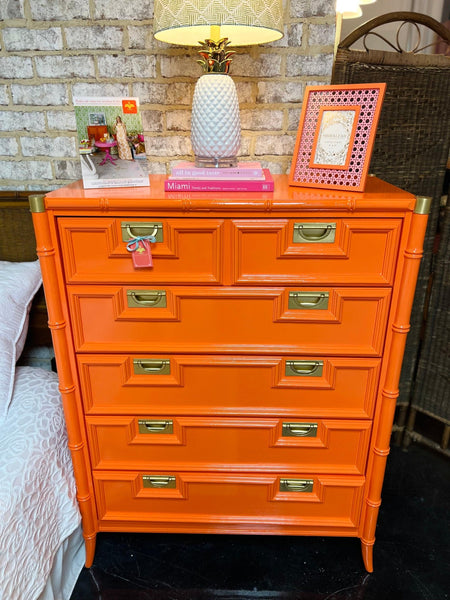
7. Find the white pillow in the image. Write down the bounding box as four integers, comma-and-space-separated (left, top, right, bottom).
0, 260, 42, 423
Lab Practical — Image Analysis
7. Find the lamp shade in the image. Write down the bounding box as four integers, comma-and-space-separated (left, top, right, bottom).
153, 0, 284, 46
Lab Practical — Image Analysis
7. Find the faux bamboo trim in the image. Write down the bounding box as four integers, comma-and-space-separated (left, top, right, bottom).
30, 207, 98, 568
360, 210, 428, 573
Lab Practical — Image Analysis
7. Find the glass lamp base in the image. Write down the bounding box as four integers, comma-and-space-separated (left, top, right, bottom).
194, 156, 238, 168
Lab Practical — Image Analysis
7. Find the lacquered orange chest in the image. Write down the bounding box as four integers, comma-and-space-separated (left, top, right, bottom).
31, 175, 428, 572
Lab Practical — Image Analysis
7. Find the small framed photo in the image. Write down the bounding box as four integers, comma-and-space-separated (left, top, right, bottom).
88, 112, 106, 126
289, 83, 386, 191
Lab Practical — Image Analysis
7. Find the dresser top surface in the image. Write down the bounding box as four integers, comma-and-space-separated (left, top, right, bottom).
43, 174, 416, 215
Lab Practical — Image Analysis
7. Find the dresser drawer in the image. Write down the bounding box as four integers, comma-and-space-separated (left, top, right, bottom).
87, 416, 371, 475
94, 471, 365, 533
78, 355, 380, 419
58, 217, 224, 284
68, 286, 391, 355
232, 218, 402, 285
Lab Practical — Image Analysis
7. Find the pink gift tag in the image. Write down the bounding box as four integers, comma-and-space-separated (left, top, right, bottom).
131, 239, 153, 268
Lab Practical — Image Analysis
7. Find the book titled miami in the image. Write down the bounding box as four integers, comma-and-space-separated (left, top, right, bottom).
165, 169, 274, 192
170, 161, 264, 180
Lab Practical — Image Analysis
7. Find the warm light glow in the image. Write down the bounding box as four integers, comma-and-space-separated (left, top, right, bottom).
358, 0, 377, 4
336, 0, 362, 19
153, 0, 284, 47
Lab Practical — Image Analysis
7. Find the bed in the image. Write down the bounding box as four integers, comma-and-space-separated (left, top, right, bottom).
0, 194, 85, 600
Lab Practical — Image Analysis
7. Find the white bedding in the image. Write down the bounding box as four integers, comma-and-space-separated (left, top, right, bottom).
0, 367, 85, 600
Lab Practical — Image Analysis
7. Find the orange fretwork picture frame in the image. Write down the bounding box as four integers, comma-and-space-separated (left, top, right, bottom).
289, 83, 386, 191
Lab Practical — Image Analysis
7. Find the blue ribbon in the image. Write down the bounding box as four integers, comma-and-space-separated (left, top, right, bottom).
126, 235, 156, 252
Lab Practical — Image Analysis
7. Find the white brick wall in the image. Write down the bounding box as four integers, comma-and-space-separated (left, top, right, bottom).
0, 0, 336, 190
29, 0, 90, 21
93, 0, 154, 20
35, 56, 96, 78
20, 136, 77, 157
65, 27, 124, 50
11, 83, 68, 105
0, 2, 26, 20
46, 110, 77, 131
291, 0, 336, 18
0, 56, 34, 79
3, 27, 63, 51
0, 86, 8, 105
97, 55, 156, 79
0, 111, 46, 132
0, 137, 19, 156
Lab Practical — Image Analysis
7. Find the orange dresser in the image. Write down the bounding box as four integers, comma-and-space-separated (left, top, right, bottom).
30, 175, 429, 572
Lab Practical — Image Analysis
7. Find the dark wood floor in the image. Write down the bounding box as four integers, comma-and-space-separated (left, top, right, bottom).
70, 443, 450, 600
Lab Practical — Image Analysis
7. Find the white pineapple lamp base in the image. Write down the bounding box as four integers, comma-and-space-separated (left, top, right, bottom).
191, 73, 241, 169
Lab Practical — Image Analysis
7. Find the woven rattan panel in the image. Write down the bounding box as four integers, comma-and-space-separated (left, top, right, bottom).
332, 50, 450, 408
412, 200, 450, 424
0, 203, 38, 262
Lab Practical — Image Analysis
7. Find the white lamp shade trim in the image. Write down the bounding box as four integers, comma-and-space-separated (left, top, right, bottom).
153, 0, 284, 46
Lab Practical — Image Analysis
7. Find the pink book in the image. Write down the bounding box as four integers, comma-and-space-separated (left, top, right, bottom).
170, 161, 264, 180
165, 169, 274, 192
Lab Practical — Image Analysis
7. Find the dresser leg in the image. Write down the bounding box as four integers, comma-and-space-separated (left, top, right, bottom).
361, 539, 374, 572
84, 534, 97, 568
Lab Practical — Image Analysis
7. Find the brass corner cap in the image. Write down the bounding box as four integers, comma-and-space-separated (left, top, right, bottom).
414, 196, 432, 215
29, 194, 46, 213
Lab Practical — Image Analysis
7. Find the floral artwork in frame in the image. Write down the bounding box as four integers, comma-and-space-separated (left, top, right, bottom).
289, 83, 386, 191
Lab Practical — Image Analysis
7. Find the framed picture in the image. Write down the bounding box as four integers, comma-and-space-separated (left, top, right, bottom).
88, 112, 106, 126
289, 83, 386, 191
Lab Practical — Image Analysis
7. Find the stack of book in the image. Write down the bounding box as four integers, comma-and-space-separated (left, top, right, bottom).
165, 161, 274, 192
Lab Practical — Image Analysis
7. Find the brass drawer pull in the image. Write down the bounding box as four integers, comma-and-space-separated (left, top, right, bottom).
122, 221, 163, 242
285, 360, 323, 377
143, 475, 176, 488
282, 422, 318, 438
127, 290, 166, 308
288, 291, 329, 310
293, 223, 336, 243
138, 419, 173, 434
280, 478, 314, 493
134, 359, 170, 375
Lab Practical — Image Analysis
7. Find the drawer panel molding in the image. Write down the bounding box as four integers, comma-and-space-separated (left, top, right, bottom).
86, 416, 372, 475
94, 471, 365, 532
78, 354, 380, 419
58, 217, 224, 284
69, 286, 391, 356
233, 218, 402, 285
